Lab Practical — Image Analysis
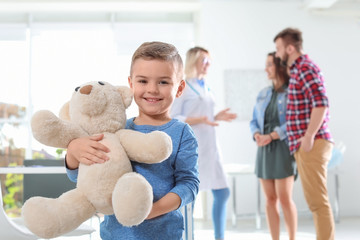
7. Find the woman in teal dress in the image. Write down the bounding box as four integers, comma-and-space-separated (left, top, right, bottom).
250, 52, 297, 240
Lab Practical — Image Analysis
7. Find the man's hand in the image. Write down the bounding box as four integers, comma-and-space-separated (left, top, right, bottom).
299, 134, 314, 152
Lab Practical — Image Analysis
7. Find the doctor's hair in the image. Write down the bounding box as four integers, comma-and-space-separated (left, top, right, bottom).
268, 52, 289, 90
130, 41, 184, 80
273, 27, 303, 52
185, 46, 209, 79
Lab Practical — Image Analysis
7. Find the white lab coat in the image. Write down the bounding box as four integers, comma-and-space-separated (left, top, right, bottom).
170, 78, 228, 190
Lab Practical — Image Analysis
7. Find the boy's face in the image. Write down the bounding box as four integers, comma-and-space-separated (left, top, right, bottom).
128, 58, 184, 121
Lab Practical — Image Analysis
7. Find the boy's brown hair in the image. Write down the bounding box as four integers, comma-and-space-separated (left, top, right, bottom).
130, 41, 184, 80
273, 28, 303, 52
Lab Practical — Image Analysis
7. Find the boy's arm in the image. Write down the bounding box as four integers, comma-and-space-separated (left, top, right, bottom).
146, 193, 181, 220
169, 125, 199, 208
146, 125, 198, 219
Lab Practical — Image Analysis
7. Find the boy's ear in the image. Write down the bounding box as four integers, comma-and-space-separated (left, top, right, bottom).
176, 80, 186, 98
128, 76, 133, 89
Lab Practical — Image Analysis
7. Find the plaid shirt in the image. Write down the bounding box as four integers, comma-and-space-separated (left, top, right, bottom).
286, 54, 333, 154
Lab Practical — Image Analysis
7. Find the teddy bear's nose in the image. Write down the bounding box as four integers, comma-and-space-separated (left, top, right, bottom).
79, 85, 93, 95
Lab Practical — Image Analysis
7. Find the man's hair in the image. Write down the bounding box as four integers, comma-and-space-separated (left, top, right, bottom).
185, 46, 209, 79
268, 52, 289, 89
130, 41, 183, 80
273, 28, 303, 52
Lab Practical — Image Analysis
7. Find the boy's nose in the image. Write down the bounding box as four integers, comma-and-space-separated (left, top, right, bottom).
147, 83, 159, 93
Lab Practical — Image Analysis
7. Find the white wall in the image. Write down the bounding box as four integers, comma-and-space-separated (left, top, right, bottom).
196, 0, 360, 217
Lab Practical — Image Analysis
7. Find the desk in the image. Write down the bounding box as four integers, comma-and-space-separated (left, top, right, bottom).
223, 164, 261, 229
0, 166, 66, 174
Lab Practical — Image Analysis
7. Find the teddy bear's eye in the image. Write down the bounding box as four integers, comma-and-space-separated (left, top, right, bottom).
75, 87, 80, 92
98, 81, 105, 85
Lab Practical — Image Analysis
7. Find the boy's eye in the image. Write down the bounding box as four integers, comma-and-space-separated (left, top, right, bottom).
138, 79, 147, 84
159, 81, 169, 85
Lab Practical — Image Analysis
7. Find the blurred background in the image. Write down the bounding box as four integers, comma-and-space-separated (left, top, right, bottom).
0, 0, 359, 231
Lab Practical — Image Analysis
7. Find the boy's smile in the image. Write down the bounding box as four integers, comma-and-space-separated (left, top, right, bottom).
128, 59, 184, 125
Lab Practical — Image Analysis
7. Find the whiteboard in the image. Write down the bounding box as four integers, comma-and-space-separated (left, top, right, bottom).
224, 69, 269, 121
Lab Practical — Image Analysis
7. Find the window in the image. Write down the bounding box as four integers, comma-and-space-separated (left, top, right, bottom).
0, 20, 195, 159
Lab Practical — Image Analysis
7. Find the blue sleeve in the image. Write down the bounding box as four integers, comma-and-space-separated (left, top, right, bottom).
249, 107, 260, 139
274, 124, 287, 140
170, 125, 199, 208
249, 90, 263, 139
64, 155, 78, 183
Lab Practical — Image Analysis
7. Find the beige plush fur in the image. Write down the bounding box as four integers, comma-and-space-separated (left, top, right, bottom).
22, 81, 172, 239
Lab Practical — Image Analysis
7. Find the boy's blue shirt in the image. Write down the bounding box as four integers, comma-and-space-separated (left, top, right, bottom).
66, 118, 199, 240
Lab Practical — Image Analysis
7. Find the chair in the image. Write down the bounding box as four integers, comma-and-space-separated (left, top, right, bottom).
0, 178, 95, 240
328, 141, 346, 223
23, 159, 76, 202
181, 203, 193, 240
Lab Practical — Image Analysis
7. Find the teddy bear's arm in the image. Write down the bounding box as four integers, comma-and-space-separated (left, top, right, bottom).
116, 129, 172, 164
31, 110, 88, 148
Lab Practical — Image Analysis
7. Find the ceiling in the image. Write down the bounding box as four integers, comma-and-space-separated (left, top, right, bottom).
0, 0, 358, 21
304, 0, 360, 17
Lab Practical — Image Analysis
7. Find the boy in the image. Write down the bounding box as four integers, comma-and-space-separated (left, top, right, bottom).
65, 42, 199, 239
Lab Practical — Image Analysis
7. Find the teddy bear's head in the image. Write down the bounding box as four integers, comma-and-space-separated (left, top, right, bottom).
59, 81, 132, 135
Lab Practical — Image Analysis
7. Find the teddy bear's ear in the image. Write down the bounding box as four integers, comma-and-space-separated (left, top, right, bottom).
117, 86, 133, 109
59, 101, 71, 121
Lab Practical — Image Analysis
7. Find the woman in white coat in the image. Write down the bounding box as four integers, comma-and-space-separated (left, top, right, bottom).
171, 47, 237, 240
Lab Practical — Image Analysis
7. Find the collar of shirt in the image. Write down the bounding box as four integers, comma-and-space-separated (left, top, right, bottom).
290, 54, 309, 71
196, 78, 205, 88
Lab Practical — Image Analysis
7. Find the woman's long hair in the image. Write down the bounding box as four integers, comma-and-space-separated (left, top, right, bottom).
268, 52, 289, 90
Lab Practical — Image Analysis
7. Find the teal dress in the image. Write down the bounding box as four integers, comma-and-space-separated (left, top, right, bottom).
255, 89, 296, 179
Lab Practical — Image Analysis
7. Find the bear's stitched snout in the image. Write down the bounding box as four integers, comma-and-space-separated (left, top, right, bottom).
80, 85, 93, 95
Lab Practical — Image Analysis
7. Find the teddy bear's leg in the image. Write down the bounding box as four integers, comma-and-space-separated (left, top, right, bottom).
22, 188, 96, 239
112, 172, 153, 227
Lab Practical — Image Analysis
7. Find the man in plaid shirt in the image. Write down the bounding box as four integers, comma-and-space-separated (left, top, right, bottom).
274, 28, 335, 240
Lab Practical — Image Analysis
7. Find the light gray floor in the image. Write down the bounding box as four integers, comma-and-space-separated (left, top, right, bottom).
53, 215, 360, 240
194, 216, 360, 240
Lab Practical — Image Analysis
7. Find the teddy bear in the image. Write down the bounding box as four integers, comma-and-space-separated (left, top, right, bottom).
21, 81, 172, 239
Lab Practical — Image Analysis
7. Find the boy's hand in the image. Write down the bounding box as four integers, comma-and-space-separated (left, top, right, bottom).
66, 134, 110, 169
